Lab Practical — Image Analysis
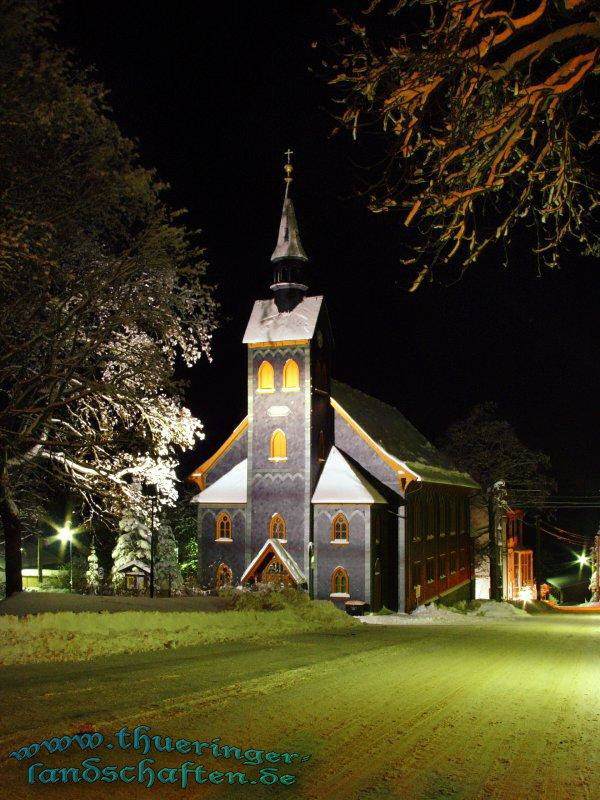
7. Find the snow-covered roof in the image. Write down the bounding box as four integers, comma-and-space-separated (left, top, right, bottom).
331, 381, 479, 490
312, 446, 387, 505
242, 296, 323, 344
116, 559, 150, 574
240, 538, 307, 586
191, 459, 247, 505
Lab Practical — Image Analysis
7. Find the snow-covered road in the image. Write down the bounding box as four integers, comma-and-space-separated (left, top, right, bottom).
1, 616, 599, 799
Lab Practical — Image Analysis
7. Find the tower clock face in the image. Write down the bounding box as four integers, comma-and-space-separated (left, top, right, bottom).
317, 331, 323, 348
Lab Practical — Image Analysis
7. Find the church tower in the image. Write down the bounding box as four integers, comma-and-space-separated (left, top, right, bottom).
242, 155, 333, 592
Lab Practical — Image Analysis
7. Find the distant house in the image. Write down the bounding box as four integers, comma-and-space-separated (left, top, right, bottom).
471, 508, 535, 601
546, 572, 592, 606
21, 568, 60, 589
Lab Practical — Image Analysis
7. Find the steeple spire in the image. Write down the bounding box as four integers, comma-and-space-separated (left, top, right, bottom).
270, 151, 309, 312
271, 150, 308, 263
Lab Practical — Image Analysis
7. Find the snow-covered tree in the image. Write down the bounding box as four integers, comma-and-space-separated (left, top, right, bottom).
0, 2, 216, 596
154, 522, 183, 595
86, 543, 101, 594
111, 515, 151, 591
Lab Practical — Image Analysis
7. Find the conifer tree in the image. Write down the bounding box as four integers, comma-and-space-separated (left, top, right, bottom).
111, 515, 151, 591
154, 522, 183, 595
85, 542, 101, 593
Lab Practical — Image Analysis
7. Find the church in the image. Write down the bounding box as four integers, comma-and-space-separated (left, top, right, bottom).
189, 160, 478, 613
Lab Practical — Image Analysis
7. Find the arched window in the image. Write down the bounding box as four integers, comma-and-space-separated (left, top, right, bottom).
215, 512, 232, 540
257, 361, 274, 392
331, 513, 349, 543
331, 567, 349, 595
269, 429, 287, 461
318, 430, 326, 462
282, 359, 300, 390
215, 563, 233, 588
269, 513, 286, 541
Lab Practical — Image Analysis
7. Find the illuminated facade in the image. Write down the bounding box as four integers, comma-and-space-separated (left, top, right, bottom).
189, 168, 478, 612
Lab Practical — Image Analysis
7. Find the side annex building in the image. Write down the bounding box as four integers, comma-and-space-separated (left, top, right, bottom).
189, 166, 478, 613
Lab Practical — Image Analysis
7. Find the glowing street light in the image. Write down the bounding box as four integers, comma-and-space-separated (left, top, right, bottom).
58, 524, 75, 592
575, 551, 590, 567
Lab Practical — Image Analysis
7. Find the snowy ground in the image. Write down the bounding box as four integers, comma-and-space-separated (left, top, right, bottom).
0, 591, 232, 615
1, 616, 599, 799
0, 593, 354, 665
361, 600, 531, 625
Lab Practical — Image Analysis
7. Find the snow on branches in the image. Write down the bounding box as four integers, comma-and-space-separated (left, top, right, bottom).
0, 2, 216, 594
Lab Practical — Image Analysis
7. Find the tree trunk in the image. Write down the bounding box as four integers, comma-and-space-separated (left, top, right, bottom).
0, 449, 23, 597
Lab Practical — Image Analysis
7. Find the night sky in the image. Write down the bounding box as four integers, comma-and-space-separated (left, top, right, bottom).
57, 1, 598, 535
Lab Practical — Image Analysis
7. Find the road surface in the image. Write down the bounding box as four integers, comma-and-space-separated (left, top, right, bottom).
1, 615, 598, 799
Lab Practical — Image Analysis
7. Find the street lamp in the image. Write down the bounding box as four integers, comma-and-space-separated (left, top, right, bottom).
58, 525, 74, 592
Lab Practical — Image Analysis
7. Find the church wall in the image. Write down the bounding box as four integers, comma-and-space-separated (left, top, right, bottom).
248, 345, 311, 574
310, 319, 334, 495
204, 431, 248, 488
197, 507, 246, 587
314, 506, 368, 606
333, 414, 401, 494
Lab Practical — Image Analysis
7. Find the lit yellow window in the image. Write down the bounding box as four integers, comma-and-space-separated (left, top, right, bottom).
282, 359, 300, 391
215, 512, 232, 540
257, 361, 274, 392
331, 513, 349, 543
269, 429, 287, 461
331, 567, 349, 595
269, 513, 286, 541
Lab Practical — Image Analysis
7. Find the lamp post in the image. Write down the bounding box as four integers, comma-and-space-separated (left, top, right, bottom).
142, 483, 158, 598
58, 525, 74, 592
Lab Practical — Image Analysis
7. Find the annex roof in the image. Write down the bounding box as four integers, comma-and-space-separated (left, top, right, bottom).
312, 446, 386, 505
191, 459, 247, 505
242, 295, 323, 344
116, 559, 150, 574
240, 539, 307, 586
331, 380, 479, 490
546, 572, 591, 589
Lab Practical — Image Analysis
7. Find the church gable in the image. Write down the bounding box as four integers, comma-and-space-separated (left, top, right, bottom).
188, 417, 248, 490
312, 447, 386, 505
191, 459, 247, 506
240, 539, 307, 587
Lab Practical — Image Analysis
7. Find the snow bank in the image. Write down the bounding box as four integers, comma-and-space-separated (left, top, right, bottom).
0, 601, 356, 666
362, 601, 530, 626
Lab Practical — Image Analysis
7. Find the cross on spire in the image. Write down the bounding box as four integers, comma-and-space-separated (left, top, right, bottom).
283, 148, 294, 196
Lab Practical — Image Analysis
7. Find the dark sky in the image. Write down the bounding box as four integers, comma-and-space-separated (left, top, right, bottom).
57, 1, 598, 536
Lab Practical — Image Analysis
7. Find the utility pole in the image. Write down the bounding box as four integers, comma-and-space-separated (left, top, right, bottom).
488, 480, 507, 601
535, 515, 542, 600
142, 482, 158, 598
37, 534, 43, 584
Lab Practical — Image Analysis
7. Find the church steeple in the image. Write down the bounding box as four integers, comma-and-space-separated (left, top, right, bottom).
270, 151, 309, 312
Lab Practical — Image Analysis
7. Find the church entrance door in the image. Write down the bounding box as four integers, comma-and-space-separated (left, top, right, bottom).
260, 555, 296, 588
